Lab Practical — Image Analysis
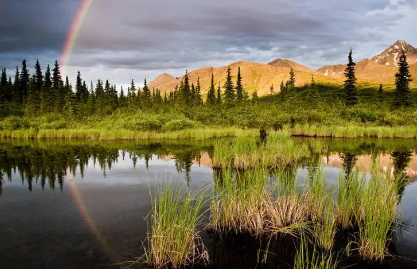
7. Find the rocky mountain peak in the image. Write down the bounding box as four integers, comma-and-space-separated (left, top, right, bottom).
371, 40, 417, 67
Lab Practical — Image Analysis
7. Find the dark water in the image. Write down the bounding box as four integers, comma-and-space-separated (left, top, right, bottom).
0, 139, 416, 269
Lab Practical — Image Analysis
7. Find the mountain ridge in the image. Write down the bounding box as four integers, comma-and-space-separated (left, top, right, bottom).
149, 41, 417, 95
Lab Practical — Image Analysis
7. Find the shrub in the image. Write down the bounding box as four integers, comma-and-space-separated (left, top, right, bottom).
0, 116, 30, 130
163, 118, 198, 131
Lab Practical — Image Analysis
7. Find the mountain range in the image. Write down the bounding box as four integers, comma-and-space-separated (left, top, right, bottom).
149, 40, 417, 95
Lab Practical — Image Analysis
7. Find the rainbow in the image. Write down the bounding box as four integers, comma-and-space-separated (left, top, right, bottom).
67, 172, 113, 257
60, 0, 94, 70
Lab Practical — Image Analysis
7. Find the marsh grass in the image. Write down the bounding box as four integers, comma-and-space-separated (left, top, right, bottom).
211, 167, 312, 237
210, 167, 268, 235
294, 236, 339, 269
211, 131, 309, 169
143, 183, 209, 268
0, 127, 252, 141
356, 172, 399, 262
313, 197, 337, 251
291, 124, 417, 139
336, 171, 366, 229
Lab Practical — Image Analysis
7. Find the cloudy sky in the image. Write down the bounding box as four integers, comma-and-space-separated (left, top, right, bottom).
1, 0, 416, 87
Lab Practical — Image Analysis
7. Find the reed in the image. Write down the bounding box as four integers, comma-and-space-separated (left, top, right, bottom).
291, 124, 417, 139
210, 167, 268, 235
357, 173, 399, 262
335, 171, 366, 229
143, 183, 208, 268
294, 236, 338, 269
313, 196, 337, 251
0, 127, 255, 141
212, 140, 234, 168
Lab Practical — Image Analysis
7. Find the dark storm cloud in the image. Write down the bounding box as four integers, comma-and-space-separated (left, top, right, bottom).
0, 0, 79, 68
0, 0, 416, 80
66, 0, 413, 70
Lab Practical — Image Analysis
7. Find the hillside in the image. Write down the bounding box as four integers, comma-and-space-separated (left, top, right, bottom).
317, 40, 417, 85
317, 64, 345, 78
148, 61, 340, 95
267, 59, 314, 72
149, 40, 417, 95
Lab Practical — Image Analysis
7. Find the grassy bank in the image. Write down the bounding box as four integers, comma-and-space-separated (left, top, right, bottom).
1, 124, 417, 141
0, 127, 258, 140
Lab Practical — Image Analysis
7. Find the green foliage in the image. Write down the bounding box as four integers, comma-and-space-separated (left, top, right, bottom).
163, 118, 198, 131
344, 49, 358, 106
223, 66, 235, 103
0, 116, 30, 130
395, 51, 413, 107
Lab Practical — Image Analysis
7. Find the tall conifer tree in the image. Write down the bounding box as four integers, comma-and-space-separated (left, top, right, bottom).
19, 60, 30, 102
34, 60, 43, 93
223, 67, 235, 104
52, 61, 64, 112
344, 49, 358, 106
217, 82, 222, 104
207, 74, 216, 105
236, 67, 243, 102
394, 51, 412, 107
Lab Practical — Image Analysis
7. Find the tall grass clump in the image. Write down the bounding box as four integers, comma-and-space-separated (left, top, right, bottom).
233, 136, 258, 168
304, 168, 337, 250
143, 184, 208, 268
336, 171, 366, 229
210, 167, 268, 235
356, 172, 399, 262
264, 168, 310, 235
313, 196, 337, 251
294, 236, 338, 269
212, 140, 234, 168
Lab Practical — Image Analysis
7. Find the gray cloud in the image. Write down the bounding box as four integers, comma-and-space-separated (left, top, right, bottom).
0, 0, 416, 86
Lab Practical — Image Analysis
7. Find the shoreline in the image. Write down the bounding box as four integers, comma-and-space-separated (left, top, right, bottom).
1, 125, 417, 140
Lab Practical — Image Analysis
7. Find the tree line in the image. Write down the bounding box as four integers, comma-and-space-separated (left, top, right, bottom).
0, 61, 270, 118
0, 50, 413, 119
343, 49, 413, 107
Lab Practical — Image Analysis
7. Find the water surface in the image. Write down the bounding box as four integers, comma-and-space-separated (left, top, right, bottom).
0, 138, 416, 269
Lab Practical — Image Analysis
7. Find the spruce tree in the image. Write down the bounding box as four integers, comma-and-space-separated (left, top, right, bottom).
252, 91, 259, 103
207, 74, 216, 105
75, 71, 83, 102
94, 79, 105, 114
378, 83, 384, 103
311, 75, 316, 88
394, 51, 413, 107
236, 67, 243, 102
34, 59, 43, 93
142, 79, 151, 108
0, 69, 8, 101
270, 84, 274, 95
119, 86, 127, 108
25, 75, 39, 116
194, 77, 203, 106
11, 66, 21, 114
0, 69, 7, 87
223, 66, 235, 104
19, 60, 30, 102
40, 65, 53, 114
52, 61, 64, 112
63, 89, 76, 118
217, 82, 222, 104
280, 81, 286, 101
181, 71, 191, 105
287, 67, 296, 90
0, 69, 8, 117
191, 83, 196, 104
344, 49, 358, 106
86, 88, 96, 115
